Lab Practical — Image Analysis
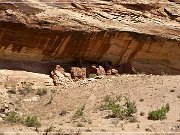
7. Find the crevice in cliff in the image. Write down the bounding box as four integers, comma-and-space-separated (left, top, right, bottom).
115, 40, 132, 66
126, 39, 145, 72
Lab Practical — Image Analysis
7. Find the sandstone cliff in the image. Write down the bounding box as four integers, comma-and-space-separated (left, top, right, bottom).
0, 0, 180, 74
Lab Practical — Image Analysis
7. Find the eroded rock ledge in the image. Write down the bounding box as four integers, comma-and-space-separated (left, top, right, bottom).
0, 0, 180, 74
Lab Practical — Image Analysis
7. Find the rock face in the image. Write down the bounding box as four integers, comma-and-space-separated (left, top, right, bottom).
71, 67, 86, 80
0, 0, 180, 74
51, 65, 72, 85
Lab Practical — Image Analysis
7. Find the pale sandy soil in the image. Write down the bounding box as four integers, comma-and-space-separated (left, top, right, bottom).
0, 69, 180, 135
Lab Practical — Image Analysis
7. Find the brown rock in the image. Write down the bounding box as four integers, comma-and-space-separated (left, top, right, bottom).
71, 67, 86, 80
54, 65, 65, 74
111, 68, 118, 75
88, 65, 106, 76
51, 65, 72, 86
106, 66, 119, 75
97, 66, 106, 76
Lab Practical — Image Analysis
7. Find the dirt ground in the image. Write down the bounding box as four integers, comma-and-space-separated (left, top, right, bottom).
0, 69, 180, 135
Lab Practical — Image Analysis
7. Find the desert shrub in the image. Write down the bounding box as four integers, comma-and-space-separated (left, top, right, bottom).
148, 104, 170, 120
88, 74, 97, 78
5, 111, 22, 124
106, 101, 122, 118
7, 87, 16, 94
73, 107, 84, 119
19, 84, 33, 95
77, 123, 84, 127
36, 88, 47, 96
124, 99, 137, 117
100, 96, 137, 121
24, 116, 41, 127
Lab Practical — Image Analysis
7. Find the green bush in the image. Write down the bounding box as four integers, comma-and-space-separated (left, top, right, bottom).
100, 96, 137, 121
73, 107, 84, 119
5, 111, 22, 124
148, 104, 170, 120
124, 99, 137, 117
88, 74, 97, 78
105, 100, 121, 118
24, 116, 41, 127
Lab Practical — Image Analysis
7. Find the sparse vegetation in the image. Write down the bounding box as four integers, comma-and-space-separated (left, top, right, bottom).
124, 98, 137, 117
5, 111, 22, 124
148, 104, 170, 120
24, 116, 41, 127
5, 111, 41, 128
88, 73, 97, 78
77, 123, 84, 127
139, 99, 144, 102
36, 88, 47, 96
100, 96, 138, 122
73, 107, 84, 119
46, 91, 54, 105
7, 86, 16, 94
18, 84, 33, 95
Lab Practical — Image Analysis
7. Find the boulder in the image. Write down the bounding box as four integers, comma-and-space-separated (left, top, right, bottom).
54, 65, 65, 74
87, 65, 106, 76
111, 68, 118, 75
106, 67, 119, 75
51, 65, 72, 86
96, 66, 106, 76
71, 67, 86, 81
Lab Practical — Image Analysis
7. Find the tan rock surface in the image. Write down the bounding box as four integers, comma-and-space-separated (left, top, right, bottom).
0, 0, 179, 74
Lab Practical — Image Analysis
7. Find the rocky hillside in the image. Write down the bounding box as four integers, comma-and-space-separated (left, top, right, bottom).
0, 0, 180, 74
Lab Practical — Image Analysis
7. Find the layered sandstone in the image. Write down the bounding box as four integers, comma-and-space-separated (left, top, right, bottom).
0, 0, 179, 74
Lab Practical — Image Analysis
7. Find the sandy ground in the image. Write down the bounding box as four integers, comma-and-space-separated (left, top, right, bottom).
0, 69, 180, 135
